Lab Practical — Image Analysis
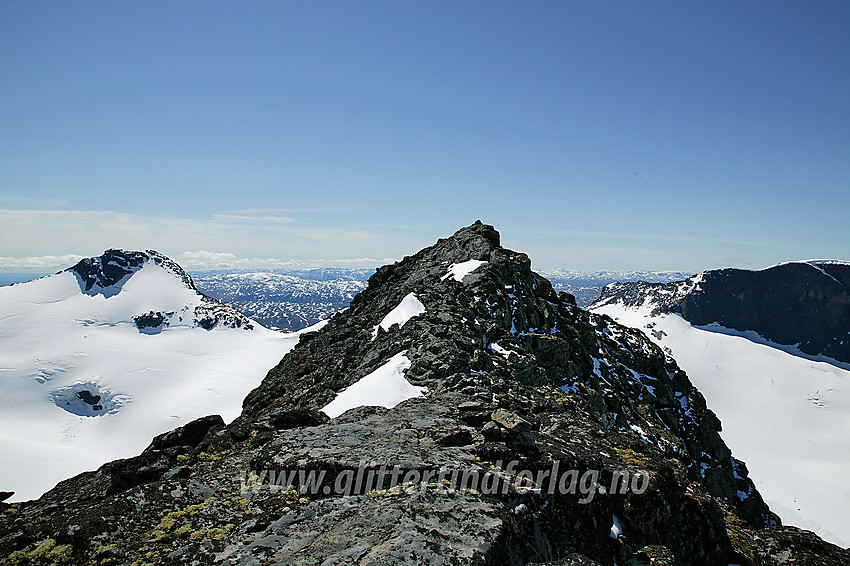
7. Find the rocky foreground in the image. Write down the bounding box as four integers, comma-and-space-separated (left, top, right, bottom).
2, 222, 847, 565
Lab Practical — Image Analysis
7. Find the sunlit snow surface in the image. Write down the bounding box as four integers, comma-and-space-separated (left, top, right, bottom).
489, 342, 516, 360
371, 292, 425, 339
0, 265, 313, 502
441, 259, 487, 282
321, 352, 426, 418
593, 303, 850, 547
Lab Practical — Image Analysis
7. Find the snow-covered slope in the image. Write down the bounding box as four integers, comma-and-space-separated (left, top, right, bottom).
0, 250, 316, 502
591, 302, 850, 548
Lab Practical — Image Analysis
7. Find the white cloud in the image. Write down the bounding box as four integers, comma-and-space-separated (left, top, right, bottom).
177, 251, 239, 269
177, 251, 393, 270
228, 207, 354, 215
0, 208, 408, 272
0, 208, 388, 249
0, 194, 68, 209
0, 254, 85, 272
211, 214, 294, 223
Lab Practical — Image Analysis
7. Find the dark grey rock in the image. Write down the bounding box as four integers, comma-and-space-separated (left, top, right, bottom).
751, 526, 850, 565
144, 414, 225, 453
491, 409, 533, 432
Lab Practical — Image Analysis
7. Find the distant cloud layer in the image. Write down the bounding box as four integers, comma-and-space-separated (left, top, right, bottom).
1, 207, 844, 273
176, 251, 393, 270
0, 250, 391, 273
0, 254, 85, 271
0, 208, 402, 271
0, 209, 404, 265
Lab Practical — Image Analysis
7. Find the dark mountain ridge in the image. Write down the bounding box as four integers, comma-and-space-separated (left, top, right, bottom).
595, 261, 850, 365
1, 224, 846, 565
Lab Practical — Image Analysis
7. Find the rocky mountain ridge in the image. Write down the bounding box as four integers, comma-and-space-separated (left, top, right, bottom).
1, 224, 847, 565
594, 261, 850, 364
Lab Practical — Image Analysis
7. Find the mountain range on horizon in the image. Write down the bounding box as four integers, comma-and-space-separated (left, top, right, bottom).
1, 222, 848, 565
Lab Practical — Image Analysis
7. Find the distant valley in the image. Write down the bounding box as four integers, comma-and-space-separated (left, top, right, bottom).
190, 269, 371, 331
188, 267, 694, 331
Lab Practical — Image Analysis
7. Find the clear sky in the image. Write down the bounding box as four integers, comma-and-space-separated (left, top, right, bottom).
1, 1, 848, 272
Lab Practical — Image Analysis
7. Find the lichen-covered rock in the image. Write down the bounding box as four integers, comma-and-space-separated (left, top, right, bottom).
750, 526, 850, 566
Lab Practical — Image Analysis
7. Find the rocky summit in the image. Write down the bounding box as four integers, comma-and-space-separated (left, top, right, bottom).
1, 222, 847, 565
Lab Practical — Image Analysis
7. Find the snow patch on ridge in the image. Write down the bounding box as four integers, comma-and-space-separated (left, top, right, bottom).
372, 293, 426, 339
441, 260, 487, 282
489, 342, 517, 360
761, 259, 850, 270
321, 352, 426, 418
610, 514, 623, 539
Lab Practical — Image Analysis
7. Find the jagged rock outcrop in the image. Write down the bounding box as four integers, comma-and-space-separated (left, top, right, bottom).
1, 223, 846, 565
594, 262, 850, 364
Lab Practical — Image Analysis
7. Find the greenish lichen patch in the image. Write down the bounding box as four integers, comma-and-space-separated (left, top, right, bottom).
6, 538, 75, 566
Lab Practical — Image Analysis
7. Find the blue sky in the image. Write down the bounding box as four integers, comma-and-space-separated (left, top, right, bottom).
1, 1, 848, 272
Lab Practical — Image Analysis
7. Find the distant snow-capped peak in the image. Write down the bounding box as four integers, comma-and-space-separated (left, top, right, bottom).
0, 248, 311, 502
68, 248, 195, 295
63, 248, 255, 332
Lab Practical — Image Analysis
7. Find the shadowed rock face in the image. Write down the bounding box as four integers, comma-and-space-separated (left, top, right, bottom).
681, 264, 850, 364
1, 222, 847, 565
69, 249, 197, 293
596, 262, 850, 364
69, 249, 149, 291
